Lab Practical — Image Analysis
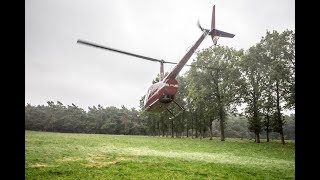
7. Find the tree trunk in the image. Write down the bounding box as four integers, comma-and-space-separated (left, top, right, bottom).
276, 80, 285, 145
157, 121, 160, 136
171, 119, 174, 138
252, 84, 261, 143
195, 114, 198, 138
200, 115, 203, 140
219, 118, 225, 141
216, 85, 225, 141
210, 120, 213, 140
191, 118, 194, 139
182, 111, 185, 138
186, 120, 189, 137
266, 113, 270, 142
256, 132, 260, 143
280, 130, 285, 145
202, 116, 206, 139
219, 105, 225, 141
195, 128, 198, 138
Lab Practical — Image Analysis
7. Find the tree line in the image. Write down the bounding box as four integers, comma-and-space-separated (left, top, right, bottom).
25, 102, 147, 135
25, 101, 294, 140
25, 30, 294, 144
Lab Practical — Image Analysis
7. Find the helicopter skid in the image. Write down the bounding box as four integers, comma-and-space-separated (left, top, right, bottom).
145, 99, 171, 112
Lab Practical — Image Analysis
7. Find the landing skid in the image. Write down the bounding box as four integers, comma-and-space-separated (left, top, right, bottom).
166, 100, 185, 120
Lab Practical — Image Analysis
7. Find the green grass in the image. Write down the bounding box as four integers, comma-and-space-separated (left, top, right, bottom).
26, 130, 294, 179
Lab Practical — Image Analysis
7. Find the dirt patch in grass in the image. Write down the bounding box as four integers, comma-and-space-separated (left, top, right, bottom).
54, 153, 131, 167
30, 163, 53, 168
57, 156, 83, 162
82, 154, 130, 167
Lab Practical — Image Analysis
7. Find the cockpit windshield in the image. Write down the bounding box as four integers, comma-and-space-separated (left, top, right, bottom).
143, 87, 152, 106
143, 83, 161, 106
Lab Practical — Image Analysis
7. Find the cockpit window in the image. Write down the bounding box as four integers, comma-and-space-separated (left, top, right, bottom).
144, 87, 153, 106
143, 82, 162, 106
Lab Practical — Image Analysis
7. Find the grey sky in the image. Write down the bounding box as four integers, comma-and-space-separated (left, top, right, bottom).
25, 0, 295, 111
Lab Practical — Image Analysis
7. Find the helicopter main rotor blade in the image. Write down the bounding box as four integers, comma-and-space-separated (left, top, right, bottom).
77, 39, 177, 64
77, 39, 218, 70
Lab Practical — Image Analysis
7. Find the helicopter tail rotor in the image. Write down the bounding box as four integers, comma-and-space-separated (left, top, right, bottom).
197, 20, 204, 32
197, 5, 235, 45
197, 20, 210, 33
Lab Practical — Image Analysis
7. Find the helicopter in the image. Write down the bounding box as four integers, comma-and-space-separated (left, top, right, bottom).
77, 5, 234, 118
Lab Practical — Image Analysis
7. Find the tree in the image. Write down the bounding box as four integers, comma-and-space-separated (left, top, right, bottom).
187, 46, 243, 141
261, 78, 275, 142
259, 30, 295, 144
239, 45, 266, 143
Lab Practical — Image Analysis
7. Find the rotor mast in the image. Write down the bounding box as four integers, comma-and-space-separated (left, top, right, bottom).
160, 60, 164, 81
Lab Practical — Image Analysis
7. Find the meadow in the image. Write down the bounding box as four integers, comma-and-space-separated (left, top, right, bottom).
26, 130, 294, 179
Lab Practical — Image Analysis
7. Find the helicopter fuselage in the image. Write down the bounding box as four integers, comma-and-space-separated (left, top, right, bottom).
143, 78, 178, 112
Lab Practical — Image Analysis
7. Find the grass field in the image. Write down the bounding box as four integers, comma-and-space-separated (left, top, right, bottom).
25, 130, 294, 179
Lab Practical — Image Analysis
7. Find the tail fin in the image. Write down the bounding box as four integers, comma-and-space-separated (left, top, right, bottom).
210, 5, 235, 45
211, 5, 215, 31
213, 29, 235, 38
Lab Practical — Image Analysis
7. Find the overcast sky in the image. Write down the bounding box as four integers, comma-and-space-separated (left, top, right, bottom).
26, 0, 295, 111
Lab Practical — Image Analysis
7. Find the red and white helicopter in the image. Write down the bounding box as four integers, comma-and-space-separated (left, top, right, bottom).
77, 5, 234, 117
